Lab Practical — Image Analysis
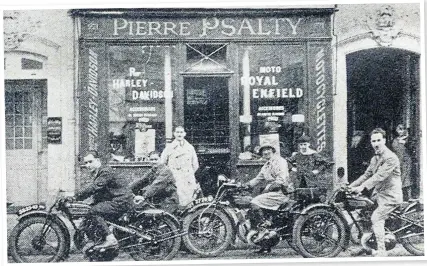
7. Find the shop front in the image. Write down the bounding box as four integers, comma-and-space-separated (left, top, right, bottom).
72, 8, 336, 192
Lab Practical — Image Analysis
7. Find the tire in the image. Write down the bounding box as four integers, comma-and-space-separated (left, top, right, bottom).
182, 208, 235, 257
127, 216, 181, 260
401, 204, 424, 256
292, 208, 348, 258
8, 216, 68, 263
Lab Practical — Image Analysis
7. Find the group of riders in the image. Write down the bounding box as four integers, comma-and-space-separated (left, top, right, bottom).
77, 126, 406, 258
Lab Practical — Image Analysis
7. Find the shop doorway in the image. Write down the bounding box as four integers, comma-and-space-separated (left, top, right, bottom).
346, 48, 420, 197
5, 79, 48, 205
183, 76, 230, 195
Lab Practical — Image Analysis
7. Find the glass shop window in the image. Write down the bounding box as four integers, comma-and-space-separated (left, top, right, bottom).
108, 45, 177, 163
238, 45, 306, 161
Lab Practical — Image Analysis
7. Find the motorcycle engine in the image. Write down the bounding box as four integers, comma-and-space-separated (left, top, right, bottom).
246, 229, 280, 249
361, 232, 397, 251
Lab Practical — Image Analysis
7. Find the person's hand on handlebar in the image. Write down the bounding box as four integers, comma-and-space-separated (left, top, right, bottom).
133, 195, 145, 205
349, 186, 364, 195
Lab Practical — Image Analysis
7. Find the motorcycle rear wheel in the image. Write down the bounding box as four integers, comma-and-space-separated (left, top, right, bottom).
182, 208, 235, 257
400, 204, 424, 256
8, 216, 68, 263
126, 216, 181, 260
292, 208, 347, 258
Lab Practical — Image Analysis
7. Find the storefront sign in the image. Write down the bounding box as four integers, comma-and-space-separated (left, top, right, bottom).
47, 117, 62, 144
79, 43, 109, 158
126, 103, 165, 123
81, 16, 331, 40
308, 43, 333, 159
243, 66, 304, 101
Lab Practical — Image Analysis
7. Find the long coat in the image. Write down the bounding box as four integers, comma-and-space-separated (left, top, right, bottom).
161, 139, 200, 207
351, 147, 403, 206
129, 163, 179, 214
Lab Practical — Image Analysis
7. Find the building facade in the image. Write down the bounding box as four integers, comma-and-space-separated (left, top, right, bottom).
3, 3, 422, 205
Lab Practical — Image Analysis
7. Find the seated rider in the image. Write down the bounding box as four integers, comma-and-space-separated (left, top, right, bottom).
129, 152, 179, 214
244, 144, 292, 253
75, 150, 133, 250
288, 135, 331, 191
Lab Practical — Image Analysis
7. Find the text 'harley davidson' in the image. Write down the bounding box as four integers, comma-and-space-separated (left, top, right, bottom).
8, 190, 182, 262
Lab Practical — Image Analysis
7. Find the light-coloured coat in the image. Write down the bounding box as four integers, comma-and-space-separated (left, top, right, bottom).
249, 155, 290, 210
351, 146, 403, 221
161, 139, 200, 207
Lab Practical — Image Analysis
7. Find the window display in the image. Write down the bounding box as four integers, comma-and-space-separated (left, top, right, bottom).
108, 45, 177, 162
238, 45, 306, 160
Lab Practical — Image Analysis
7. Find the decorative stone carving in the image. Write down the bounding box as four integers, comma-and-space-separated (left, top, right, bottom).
365, 5, 403, 46
3, 11, 42, 49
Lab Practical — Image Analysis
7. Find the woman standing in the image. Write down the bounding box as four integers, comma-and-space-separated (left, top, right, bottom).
161, 126, 200, 207
391, 124, 413, 200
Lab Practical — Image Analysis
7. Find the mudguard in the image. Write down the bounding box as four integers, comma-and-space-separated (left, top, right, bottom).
17, 211, 71, 260
185, 202, 240, 226
298, 203, 351, 250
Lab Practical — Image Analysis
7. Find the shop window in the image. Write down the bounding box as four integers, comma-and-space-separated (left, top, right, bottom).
5, 91, 33, 149
21, 58, 43, 70
238, 45, 306, 160
108, 45, 177, 162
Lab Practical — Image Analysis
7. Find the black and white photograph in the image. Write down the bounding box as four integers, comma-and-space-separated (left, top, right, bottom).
1, 0, 425, 264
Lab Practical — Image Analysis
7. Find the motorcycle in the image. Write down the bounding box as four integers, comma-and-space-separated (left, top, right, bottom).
8, 190, 182, 262
181, 175, 330, 257
292, 185, 424, 257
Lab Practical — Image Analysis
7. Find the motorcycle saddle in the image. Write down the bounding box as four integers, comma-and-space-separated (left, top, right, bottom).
278, 200, 298, 212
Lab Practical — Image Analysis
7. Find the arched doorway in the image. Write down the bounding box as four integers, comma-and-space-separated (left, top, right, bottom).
346, 48, 420, 198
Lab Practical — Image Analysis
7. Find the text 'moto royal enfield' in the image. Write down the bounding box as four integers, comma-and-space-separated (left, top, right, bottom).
292, 185, 424, 258
181, 175, 346, 257
8, 190, 182, 262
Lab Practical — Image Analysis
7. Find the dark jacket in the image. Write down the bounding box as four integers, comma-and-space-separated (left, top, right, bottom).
288, 149, 330, 189
76, 166, 132, 204
129, 163, 179, 213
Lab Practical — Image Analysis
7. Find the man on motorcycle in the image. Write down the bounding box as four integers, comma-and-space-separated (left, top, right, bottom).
349, 128, 403, 257
244, 144, 292, 253
130, 152, 179, 214
76, 150, 133, 250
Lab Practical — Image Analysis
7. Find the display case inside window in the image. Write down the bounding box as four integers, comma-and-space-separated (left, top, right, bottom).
108, 45, 177, 162
238, 45, 306, 161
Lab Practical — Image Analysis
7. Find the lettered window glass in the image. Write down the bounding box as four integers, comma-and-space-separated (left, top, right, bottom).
107, 45, 178, 162
238, 45, 306, 160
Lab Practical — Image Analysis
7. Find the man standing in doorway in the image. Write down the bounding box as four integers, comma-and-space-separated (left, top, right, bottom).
350, 128, 403, 257
161, 126, 200, 207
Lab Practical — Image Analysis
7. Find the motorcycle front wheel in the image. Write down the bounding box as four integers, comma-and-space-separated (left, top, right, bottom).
292, 208, 347, 258
182, 208, 235, 257
8, 216, 68, 263
400, 204, 424, 256
125, 215, 181, 261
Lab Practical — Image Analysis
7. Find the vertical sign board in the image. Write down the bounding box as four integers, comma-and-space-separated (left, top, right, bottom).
307, 42, 333, 188
79, 42, 109, 162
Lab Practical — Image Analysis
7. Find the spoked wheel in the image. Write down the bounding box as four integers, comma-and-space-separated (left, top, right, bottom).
125, 216, 181, 261
8, 216, 67, 263
401, 204, 424, 256
292, 208, 347, 258
182, 208, 234, 257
